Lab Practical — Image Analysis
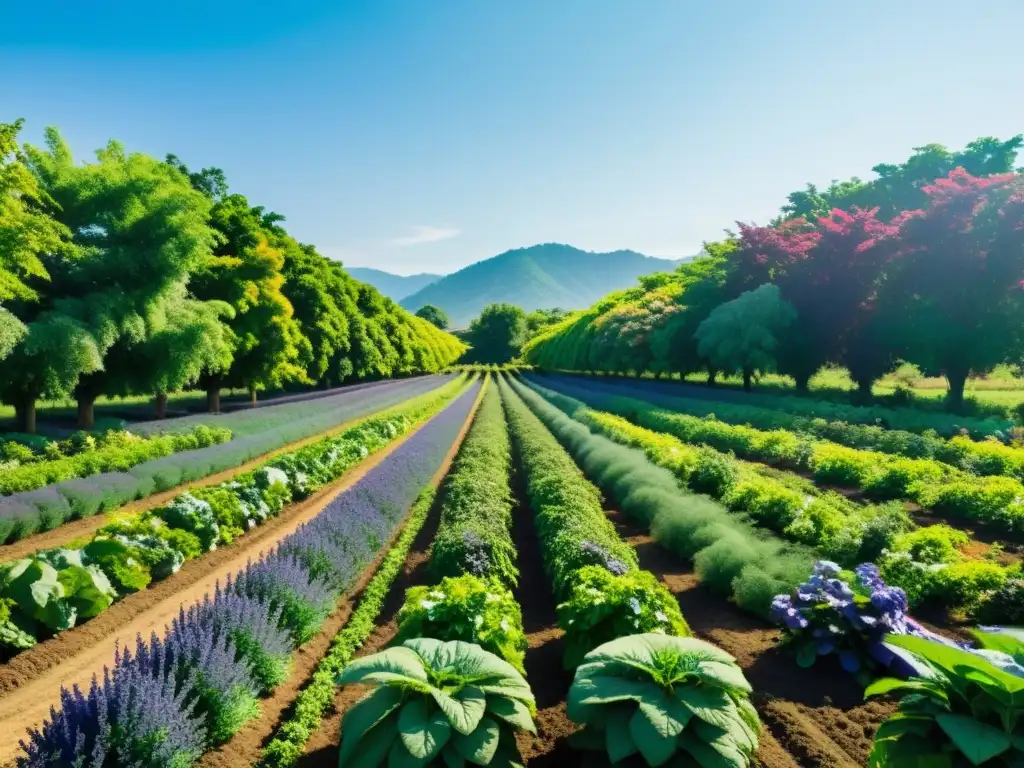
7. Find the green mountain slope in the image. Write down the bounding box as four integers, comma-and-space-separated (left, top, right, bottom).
346, 267, 441, 301
399, 243, 683, 327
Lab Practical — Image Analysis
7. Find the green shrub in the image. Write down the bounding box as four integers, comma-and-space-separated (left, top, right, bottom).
567, 634, 760, 767
891, 525, 969, 565
725, 474, 804, 530
337, 638, 536, 768
972, 577, 1024, 624
866, 634, 1024, 767
556, 565, 690, 669
395, 574, 527, 673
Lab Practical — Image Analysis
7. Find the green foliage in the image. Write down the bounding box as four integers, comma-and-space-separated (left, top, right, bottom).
258, 487, 436, 767
567, 634, 760, 767
865, 633, 1024, 767
429, 383, 518, 586
498, 377, 637, 599
415, 304, 449, 330
462, 303, 528, 365
153, 492, 220, 552
337, 638, 536, 768
557, 566, 690, 669
396, 574, 527, 673
695, 283, 796, 387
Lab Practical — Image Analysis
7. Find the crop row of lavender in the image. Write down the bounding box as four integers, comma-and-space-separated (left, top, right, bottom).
17, 380, 482, 767
0, 375, 453, 544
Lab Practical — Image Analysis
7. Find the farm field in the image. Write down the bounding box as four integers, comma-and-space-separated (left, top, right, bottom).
3, 372, 1022, 768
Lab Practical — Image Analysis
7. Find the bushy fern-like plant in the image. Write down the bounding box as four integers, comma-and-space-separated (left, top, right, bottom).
337, 638, 536, 768
567, 634, 760, 767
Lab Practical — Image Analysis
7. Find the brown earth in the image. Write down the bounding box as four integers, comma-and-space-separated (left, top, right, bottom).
0, 391, 472, 768
0, 384, 447, 564
195, 381, 485, 768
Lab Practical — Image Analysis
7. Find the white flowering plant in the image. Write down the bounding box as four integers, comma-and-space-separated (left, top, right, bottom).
557, 566, 690, 669
395, 574, 527, 673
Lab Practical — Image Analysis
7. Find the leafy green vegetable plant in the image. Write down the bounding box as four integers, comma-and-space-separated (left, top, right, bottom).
567, 634, 760, 767
866, 633, 1024, 767
337, 638, 537, 768
396, 574, 528, 673
557, 565, 690, 669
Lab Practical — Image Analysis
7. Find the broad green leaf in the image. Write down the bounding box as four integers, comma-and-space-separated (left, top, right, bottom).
3, 559, 67, 628
866, 677, 920, 699
696, 659, 753, 695
341, 718, 398, 768
340, 647, 428, 685
873, 713, 934, 742
432, 686, 487, 735
452, 717, 500, 765
888, 635, 1024, 694
474, 682, 535, 707
629, 706, 677, 766
57, 565, 115, 619
637, 690, 688, 739
972, 628, 1024, 663
681, 733, 747, 768
339, 687, 405, 765
567, 675, 662, 722
405, 637, 524, 684
677, 684, 738, 729
487, 696, 536, 734
606, 709, 639, 762
398, 698, 452, 761
583, 634, 736, 677
934, 713, 1012, 765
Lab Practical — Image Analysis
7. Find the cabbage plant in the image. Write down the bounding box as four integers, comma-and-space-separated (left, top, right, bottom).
866, 632, 1024, 767
337, 638, 536, 767
567, 634, 760, 767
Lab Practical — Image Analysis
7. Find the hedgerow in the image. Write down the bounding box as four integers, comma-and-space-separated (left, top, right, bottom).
498, 376, 689, 664
505, 375, 814, 620
524, 378, 1021, 619
538, 376, 1024, 539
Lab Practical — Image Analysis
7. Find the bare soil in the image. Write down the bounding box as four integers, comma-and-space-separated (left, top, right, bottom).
0, 408, 450, 767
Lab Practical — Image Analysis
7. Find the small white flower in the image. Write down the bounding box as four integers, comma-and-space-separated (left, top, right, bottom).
629, 597, 641, 615
474, 615, 483, 629
420, 600, 437, 611
429, 590, 445, 600
655, 611, 668, 622
485, 593, 501, 603
500, 618, 510, 632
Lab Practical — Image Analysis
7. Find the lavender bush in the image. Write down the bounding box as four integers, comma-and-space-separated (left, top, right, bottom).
770, 560, 947, 682
0, 375, 453, 543
18, 382, 481, 766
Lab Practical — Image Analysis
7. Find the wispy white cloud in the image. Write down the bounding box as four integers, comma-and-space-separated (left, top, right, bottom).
389, 225, 461, 247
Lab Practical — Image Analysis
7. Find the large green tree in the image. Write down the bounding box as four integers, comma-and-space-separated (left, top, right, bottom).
463, 303, 527, 364
415, 304, 449, 330
3, 129, 215, 431
694, 283, 796, 391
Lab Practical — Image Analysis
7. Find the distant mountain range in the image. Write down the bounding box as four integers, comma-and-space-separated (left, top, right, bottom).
394, 244, 684, 328
346, 267, 441, 301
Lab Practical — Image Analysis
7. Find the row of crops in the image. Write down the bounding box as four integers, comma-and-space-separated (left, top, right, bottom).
3, 371, 1022, 767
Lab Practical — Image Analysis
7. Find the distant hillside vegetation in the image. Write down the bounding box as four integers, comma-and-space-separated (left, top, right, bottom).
346, 267, 441, 301
399, 243, 683, 327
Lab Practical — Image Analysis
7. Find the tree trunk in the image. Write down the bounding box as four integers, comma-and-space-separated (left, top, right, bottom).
249, 387, 257, 407
76, 394, 96, 430
15, 399, 36, 434
154, 392, 168, 420
793, 373, 811, 395
946, 368, 969, 413
742, 368, 753, 392
854, 376, 874, 404
707, 369, 718, 387
207, 386, 221, 414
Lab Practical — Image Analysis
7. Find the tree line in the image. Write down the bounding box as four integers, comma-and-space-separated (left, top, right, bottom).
0, 121, 464, 433
523, 135, 1024, 411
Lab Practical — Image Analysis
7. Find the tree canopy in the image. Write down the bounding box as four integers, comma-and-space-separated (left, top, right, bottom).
462, 303, 528, 365
415, 304, 449, 330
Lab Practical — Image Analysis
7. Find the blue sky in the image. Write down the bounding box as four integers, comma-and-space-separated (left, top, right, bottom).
4, 1, 1024, 275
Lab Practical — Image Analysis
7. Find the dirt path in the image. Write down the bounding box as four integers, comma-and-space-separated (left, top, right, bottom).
196, 382, 485, 768
0, 381, 448, 563
607, 510, 890, 768
0, 397, 467, 768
